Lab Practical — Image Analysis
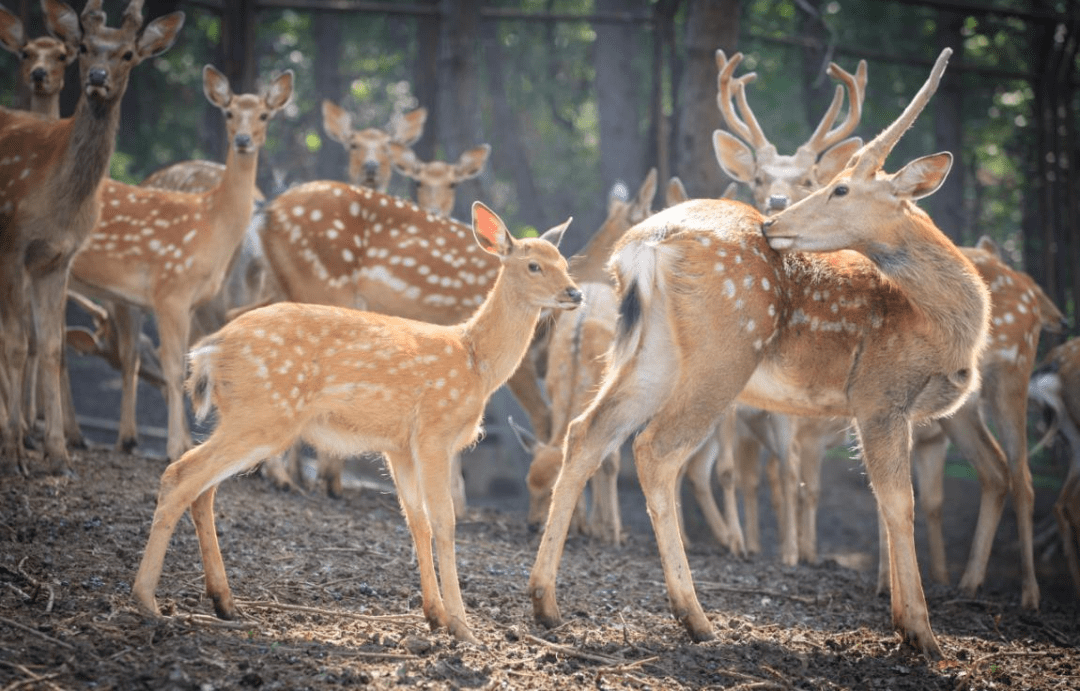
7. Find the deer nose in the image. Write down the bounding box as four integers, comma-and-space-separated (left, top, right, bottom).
88, 67, 107, 87
761, 218, 775, 234
766, 194, 789, 213
363, 160, 379, 176
31, 67, 47, 83
566, 287, 583, 305
234, 133, 252, 149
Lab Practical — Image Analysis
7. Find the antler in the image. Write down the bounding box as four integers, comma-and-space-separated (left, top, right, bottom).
852, 48, 952, 176
715, 50, 769, 150
801, 59, 868, 155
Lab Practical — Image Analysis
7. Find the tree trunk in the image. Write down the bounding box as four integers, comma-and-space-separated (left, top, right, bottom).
594, 0, 647, 210
437, 0, 485, 221
314, 11, 345, 182
413, 1, 440, 162
674, 0, 738, 199
927, 11, 966, 245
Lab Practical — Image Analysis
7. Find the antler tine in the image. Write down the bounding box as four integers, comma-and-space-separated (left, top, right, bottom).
715, 49, 769, 150
802, 59, 868, 155
853, 48, 951, 176
122, 0, 145, 31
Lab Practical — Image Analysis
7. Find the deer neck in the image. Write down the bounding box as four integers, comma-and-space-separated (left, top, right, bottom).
864, 207, 990, 366
55, 95, 122, 207
208, 144, 259, 242
30, 94, 61, 120
459, 272, 543, 394
571, 211, 629, 284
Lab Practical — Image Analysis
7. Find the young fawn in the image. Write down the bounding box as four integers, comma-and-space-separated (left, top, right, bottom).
530, 49, 981, 659
133, 203, 581, 644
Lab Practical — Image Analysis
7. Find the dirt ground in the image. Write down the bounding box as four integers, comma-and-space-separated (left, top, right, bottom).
2, 421, 1078, 691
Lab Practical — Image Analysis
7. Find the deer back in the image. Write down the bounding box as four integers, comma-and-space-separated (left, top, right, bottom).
261, 181, 500, 324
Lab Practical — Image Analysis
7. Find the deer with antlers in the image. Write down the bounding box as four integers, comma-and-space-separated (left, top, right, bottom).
1027, 337, 1080, 598
0, 0, 184, 475
530, 49, 977, 658
68, 65, 293, 462
714, 51, 1063, 610
133, 202, 581, 644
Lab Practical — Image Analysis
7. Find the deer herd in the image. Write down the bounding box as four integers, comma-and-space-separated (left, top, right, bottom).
1, 0, 1077, 661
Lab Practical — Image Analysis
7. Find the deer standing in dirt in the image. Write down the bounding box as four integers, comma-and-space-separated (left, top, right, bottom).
68, 65, 293, 461
1027, 337, 1080, 598
530, 49, 979, 659
133, 202, 581, 645
715, 51, 1062, 610
0, 0, 184, 475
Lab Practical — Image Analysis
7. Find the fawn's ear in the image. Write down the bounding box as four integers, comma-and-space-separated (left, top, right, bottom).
391, 106, 427, 145
539, 217, 572, 248
203, 64, 232, 109
322, 100, 351, 144
472, 201, 514, 257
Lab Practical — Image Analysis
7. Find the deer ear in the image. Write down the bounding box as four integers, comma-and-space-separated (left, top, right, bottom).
0, 7, 26, 53
891, 152, 952, 200
472, 201, 513, 256
392, 107, 427, 145
264, 70, 294, 111
814, 137, 862, 186
388, 143, 419, 177
453, 144, 491, 181
539, 217, 572, 248
322, 100, 351, 144
713, 130, 755, 183
975, 235, 1001, 258
136, 10, 184, 61
203, 64, 232, 109
43, 0, 81, 46
666, 176, 688, 207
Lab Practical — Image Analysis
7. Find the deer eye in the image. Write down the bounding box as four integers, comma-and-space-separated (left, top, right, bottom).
20, 50, 30, 60
260, 112, 268, 121
122, 50, 134, 61
528, 262, 541, 273
832, 185, 849, 198
79, 43, 87, 54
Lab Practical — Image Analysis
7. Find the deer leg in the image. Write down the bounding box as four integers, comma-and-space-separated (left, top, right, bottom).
416, 441, 477, 644
530, 374, 650, 629
937, 401, 1009, 600
318, 450, 345, 499
587, 451, 622, 545
155, 304, 193, 462
682, 431, 729, 550
133, 433, 275, 617
858, 416, 942, 659
0, 253, 30, 473
383, 449, 449, 635
59, 346, 86, 450
771, 415, 800, 566
795, 424, 827, 565
1055, 475, 1080, 597
634, 397, 735, 641
734, 430, 763, 554
114, 303, 143, 454
450, 452, 467, 519
189, 485, 239, 619
911, 423, 950, 585
30, 266, 72, 474
981, 369, 1039, 610
505, 347, 551, 442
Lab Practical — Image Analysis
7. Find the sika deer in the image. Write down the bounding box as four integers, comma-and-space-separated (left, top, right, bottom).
0, 0, 184, 475
69, 65, 292, 460
133, 203, 581, 644
322, 100, 427, 191
389, 142, 491, 217
530, 49, 979, 658
0, 2, 77, 119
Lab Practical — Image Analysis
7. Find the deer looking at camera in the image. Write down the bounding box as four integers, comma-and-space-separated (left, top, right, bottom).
322, 100, 427, 191
69, 65, 293, 461
530, 49, 980, 659
0, 2, 77, 119
133, 203, 581, 645
0, 0, 184, 475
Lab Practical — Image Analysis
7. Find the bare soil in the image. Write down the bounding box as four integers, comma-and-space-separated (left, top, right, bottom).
1, 437, 1077, 691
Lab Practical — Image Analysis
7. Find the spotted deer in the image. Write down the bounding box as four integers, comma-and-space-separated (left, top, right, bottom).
133, 203, 581, 645
1027, 337, 1080, 598
68, 65, 292, 461
530, 50, 979, 658
322, 99, 427, 191
0, 0, 184, 475
716, 51, 1063, 610
0, 1, 77, 119
510, 281, 622, 543
389, 142, 491, 217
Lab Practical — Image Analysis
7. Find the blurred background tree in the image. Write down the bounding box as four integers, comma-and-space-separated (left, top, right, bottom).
1, 0, 1077, 339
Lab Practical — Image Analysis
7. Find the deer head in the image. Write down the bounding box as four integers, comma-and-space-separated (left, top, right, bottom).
390, 143, 491, 217
0, 2, 78, 117
322, 100, 427, 191
713, 50, 866, 214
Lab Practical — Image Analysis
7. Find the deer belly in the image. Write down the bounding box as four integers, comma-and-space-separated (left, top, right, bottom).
737, 360, 851, 418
